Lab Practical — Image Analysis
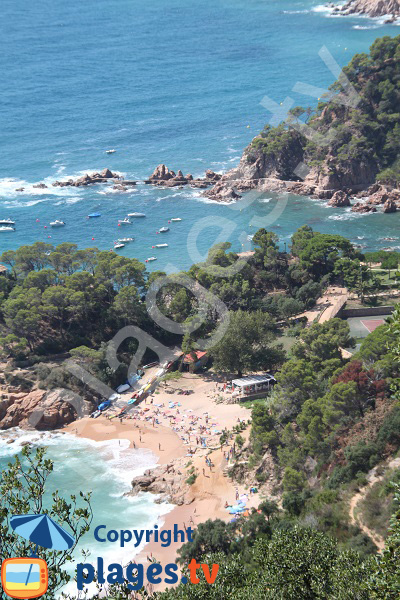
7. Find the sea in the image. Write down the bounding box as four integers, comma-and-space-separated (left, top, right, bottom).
0, 0, 399, 588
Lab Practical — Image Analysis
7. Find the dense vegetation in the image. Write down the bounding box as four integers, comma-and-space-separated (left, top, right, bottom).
1, 226, 399, 597
2, 395, 400, 599
159, 306, 400, 598
0, 227, 360, 379
247, 35, 400, 187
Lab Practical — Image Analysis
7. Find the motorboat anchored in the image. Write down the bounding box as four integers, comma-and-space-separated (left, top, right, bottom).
145, 256, 157, 262
0, 226, 15, 232
106, 149, 116, 154
50, 220, 65, 227
170, 218, 182, 222
158, 226, 169, 233
114, 243, 125, 249
0, 218, 15, 226
127, 212, 146, 218
153, 243, 168, 248
117, 237, 134, 243
88, 213, 101, 218
118, 218, 131, 225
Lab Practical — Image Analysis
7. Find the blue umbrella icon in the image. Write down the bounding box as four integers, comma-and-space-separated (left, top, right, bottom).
10, 514, 75, 552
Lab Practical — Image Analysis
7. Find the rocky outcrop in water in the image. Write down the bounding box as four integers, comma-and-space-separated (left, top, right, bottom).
351, 202, 377, 213
328, 190, 351, 207
145, 164, 221, 189
203, 183, 242, 202
52, 168, 121, 188
328, 0, 400, 19
383, 197, 397, 212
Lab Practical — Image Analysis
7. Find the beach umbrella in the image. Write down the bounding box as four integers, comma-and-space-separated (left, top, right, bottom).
10, 514, 75, 551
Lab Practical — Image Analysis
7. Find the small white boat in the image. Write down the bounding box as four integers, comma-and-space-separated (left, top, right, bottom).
127, 212, 146, 218
0, 218, 15, 226
0, 226, 15, 232
118, 237, 134, 243
170, 218, 182, 222
106, 149, 116, 154
114, 243, 125, 249
146, 257, 157, 262
158, 226, 169, 233
154, 243, 168, 248
50, 220, 65, 227
118, 218, 131, 225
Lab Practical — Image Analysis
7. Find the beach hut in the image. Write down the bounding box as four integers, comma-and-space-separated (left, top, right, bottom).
231, 374, 276, 399
182, 350, 209, 373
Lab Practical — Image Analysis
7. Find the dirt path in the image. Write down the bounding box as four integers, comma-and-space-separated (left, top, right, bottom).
349, 456, 400, 552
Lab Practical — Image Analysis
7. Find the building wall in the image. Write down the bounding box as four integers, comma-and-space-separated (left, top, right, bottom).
340, 305, 394, 318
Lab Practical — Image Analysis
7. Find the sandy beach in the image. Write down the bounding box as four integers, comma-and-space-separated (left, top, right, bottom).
65, 372, 260, 579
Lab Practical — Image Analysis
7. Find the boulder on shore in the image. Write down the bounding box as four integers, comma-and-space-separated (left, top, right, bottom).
0, 388, 92, 430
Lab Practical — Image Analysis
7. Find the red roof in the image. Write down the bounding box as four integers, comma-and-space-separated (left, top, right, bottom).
184, 351, 207, 363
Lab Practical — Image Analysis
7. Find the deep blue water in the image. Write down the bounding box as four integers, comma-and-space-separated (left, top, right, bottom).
1, 0, 399, 272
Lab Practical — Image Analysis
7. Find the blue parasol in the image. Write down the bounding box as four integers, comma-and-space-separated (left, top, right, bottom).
10, 514, 75, 551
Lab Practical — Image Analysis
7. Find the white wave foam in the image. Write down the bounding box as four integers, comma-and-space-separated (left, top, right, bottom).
327, 210, 374, 220
194, 196, 236, 205
353, 24, 380, 29
312, 4, 336, 14
54, 196, 82, 205
282, 9, 310, 14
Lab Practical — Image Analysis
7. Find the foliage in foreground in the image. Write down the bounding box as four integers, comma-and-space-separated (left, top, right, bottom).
0, 446, 92, 599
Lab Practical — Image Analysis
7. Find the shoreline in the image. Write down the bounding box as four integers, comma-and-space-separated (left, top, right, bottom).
64, 373, 259, 581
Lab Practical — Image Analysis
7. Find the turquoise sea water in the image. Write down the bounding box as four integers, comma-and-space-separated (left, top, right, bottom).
1, 1, 399, 589
1, 0, 400, 273
0, 430, 171, 590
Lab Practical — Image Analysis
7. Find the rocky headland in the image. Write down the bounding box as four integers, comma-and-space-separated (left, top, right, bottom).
326, 0, 400, 21
203, 34, 400, 211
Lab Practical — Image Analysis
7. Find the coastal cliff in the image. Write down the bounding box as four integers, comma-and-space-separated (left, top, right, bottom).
207, 34, 400, 206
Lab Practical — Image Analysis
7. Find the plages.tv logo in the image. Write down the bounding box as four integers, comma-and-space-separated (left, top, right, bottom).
1, 514, 75, 599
